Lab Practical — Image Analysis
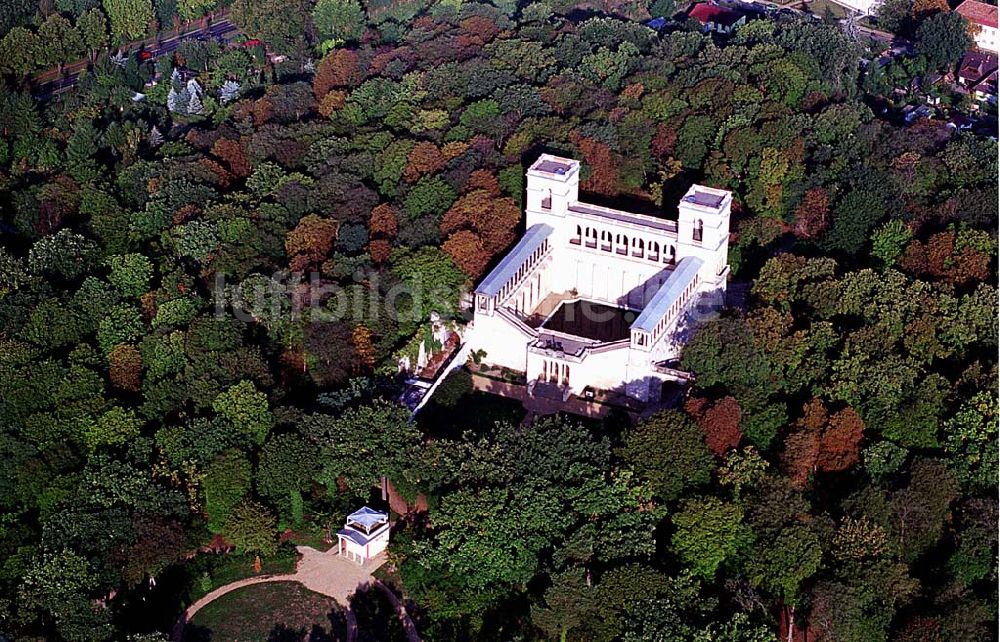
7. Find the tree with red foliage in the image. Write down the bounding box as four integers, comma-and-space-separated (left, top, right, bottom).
686, 396, 743, 458
313, 48, 361, 99
458, 16, 500, 46
211, 138, 251, 178
791, 187, 830, 240
403, 142, 447, 183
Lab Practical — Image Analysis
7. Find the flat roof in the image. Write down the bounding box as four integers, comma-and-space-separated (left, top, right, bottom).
476, 223, 553, 297
685, 191, 725, 208
568, 203, 678, 233
528, 155, 580, 181
630, 256, 703, 333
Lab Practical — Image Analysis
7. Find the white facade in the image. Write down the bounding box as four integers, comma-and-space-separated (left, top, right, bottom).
336, 507, 390, 564
467, 155, 731, 403
958, 0, 999, 53
827, 0, 882, 17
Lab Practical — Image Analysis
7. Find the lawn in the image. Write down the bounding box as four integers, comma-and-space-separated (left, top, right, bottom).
799, 0, 850, 20
182, 582, 348, 642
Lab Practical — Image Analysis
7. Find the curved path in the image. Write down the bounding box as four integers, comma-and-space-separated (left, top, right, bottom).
172, 546, 420, 642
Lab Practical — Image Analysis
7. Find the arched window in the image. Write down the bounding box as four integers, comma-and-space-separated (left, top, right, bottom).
601, 230, 612, 251
571, 225, 582, 245
649, 241, 660, 261
542, 189, 552, 210
586, 227, 597, 248
616, 234, 628, 255
632, 238, 644, 258
694, 219, 704, 242
665, 245, 676, 265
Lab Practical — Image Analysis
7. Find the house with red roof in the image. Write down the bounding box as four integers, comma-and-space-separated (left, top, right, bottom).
687, 2, 747, 34
956, 0, 998, 53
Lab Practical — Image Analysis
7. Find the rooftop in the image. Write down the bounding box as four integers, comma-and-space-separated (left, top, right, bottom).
631, 256, 703, 333
688, 2, 746, 26
567, 202, 678, 233
346, 506, 388, 530
957, 0, 998, 28
528, 154, 580, 181
679, 184, 731, 212
476, 223, 553, 297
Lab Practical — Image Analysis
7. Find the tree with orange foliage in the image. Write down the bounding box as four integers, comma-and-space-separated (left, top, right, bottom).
351, 324, 377, 371
899, 228, 992, 286
912, 0, 948, 19
442, 229, 489, 278
318, 90, 347, 118
211, 138, 251, 178
782, 399, 864, 487
686, 396, 743, 458
285, 214, 338, 270
441, 190, 520, 255
464, 169, 501, 196
108, 344, 143, 392
369, 203, 399, 239
791, 187, 831, 240
369, 238, 392, 264
403, 142, 447, 183
313, 48, 361, 100
574, 136, 619, 196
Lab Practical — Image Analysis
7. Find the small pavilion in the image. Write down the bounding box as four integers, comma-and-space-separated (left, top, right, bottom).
336, 506, 390, 564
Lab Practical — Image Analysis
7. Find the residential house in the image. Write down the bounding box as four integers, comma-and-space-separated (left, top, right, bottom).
957, 0, 999, 54
687, 2, 747, 34
973, 71, 998, 104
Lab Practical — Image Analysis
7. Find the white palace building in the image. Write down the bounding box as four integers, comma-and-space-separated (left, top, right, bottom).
466, 154, 731, 404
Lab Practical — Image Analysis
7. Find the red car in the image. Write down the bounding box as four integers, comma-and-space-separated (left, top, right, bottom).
137, 50, 153, 61
242, 39, 262, 48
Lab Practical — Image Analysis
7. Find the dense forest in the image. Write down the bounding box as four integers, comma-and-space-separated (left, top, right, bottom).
0, 0, 996, 640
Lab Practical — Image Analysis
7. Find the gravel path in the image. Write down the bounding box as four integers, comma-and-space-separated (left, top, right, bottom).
172, 546, 421, 642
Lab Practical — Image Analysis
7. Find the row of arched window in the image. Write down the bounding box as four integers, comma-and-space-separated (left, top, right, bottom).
569, 225, 697, 264
643, 273, 701, 346
495, 238, 550, 303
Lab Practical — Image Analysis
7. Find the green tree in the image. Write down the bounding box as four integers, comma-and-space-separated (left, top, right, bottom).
222, 499, 278, 556
619, 410, 714, 502
0, 26, 43, 76
77, 8, 109, 59
38, 14, 84, 68
107, 253, 153, 298
671, 496, 750, 578
212, 380, 273, 444
915, 10, 973, 70
103, 0, 155, 42
96, 305, 144, 354
82, 406, 142, 452
313, 0, 365, 44
203, 449, 252, 533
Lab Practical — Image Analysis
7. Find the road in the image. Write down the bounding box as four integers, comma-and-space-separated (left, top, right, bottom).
30, 13, 242, 100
